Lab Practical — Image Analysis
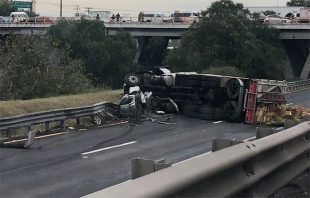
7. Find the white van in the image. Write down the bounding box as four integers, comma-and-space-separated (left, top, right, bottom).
138, 12, 166, 22
10, 12, 29, 22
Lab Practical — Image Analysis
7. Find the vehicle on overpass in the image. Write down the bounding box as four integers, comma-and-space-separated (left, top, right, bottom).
0, 16, 9, 23
264, 14, 292, 24
89, 11, 111, 23
285, 7, 310, 23
122, 67, 288, 124
172, 10, 199, 23
138, 12, 169, 22
9, 12, 29, 22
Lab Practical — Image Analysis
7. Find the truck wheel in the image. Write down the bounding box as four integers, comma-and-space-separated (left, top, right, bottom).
226, 78, 241, 99
124, 73, 141, 87
199, 106, 215, 114
189, 80, 201, 86
187, 111, 199, 118
201, 81, 220, 87
199, 113, 215, 120
91, 114, 104, 125
166, 102, 175, 113
224, 101, 240, 121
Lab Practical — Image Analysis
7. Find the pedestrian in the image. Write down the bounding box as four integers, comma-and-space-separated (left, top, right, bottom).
96, 14, 100, 20
111, 13, 115, 22
116, 13, 120, 22
134, 90, 143, 124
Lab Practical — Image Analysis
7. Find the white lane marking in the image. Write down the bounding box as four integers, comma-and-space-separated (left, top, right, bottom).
81, 141, 137, 155
223, 133, 231, 136
213, 121, 223, 124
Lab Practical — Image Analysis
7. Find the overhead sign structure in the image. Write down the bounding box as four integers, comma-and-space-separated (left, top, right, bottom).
13, 1, 32, 9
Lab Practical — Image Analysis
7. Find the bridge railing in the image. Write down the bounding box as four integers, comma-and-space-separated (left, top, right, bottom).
1, 16, 309, 25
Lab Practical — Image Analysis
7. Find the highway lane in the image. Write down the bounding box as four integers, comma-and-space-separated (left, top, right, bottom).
286, 89, 310, 108
0, 117, 257, 198
0, 89, 308, 198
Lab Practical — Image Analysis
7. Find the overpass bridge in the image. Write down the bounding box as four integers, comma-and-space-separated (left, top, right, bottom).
0, 23, 309, 79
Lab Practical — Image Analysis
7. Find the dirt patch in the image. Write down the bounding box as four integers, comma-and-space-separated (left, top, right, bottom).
0, 90, 123, 118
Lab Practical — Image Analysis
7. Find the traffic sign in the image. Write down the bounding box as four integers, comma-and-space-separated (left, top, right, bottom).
13, 1, 32, 9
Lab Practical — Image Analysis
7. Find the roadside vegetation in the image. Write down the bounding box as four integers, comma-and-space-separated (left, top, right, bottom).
0, 0, 294, 116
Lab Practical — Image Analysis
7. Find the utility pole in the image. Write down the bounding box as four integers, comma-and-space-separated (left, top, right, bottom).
31, 0, 36, 12
85, 7, 93, 15
74, 5, 80, 13
60, 0, 62, 17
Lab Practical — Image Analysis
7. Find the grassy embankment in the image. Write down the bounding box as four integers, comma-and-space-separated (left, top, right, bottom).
0, 90, 123, 139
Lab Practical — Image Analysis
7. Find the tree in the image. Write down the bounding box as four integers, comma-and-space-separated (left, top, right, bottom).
24, 10, 39, 17
286, 0, 310, 6
0, 34, 92, 100
47, 20, 137, 89
0, 0, 15, 16
164, 0, 286, 80
140, 37, 169, 68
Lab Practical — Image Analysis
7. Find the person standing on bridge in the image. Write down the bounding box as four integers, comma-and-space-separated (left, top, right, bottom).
96, 14, 100, 20
134, 90, 143, 124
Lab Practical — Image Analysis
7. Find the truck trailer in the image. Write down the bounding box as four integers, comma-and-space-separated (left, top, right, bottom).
123, 67, 287, 124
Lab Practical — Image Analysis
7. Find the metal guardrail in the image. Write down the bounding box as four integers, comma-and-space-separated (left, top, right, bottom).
287, 79, 310, 92
82, 120, 310, 198
0, 101, 113, 138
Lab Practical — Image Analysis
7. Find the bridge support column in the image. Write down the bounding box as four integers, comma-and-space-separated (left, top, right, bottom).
134, 36, 149, 64
300, 44, 310, 79
283, 39, 310, 79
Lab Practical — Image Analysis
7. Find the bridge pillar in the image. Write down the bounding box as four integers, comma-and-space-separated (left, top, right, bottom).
283, 39, 310, 79
300, 44, 310, 79
134, 36, 149, 64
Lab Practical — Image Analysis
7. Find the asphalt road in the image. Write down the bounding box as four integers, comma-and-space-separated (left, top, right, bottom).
286, 89, 310, 108
0, 89, 308, 198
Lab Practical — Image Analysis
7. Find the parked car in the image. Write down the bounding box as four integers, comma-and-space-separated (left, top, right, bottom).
264, 14, 291, 24
0, 16, 9, 23
36, 17, 54, 23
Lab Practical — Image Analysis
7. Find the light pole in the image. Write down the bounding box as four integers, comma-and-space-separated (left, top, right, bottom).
60, 0, 62, 17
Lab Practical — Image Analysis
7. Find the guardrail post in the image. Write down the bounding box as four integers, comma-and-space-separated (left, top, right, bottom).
60, 120, 65, 129
256, 127, 273, 139
76, 118, 80, 125
6, 128, 11, 138
131, 157, 171, 179
304, 115, 310, 121
212, 138, 244, 152
45, 122, 49, 131
284, 119, 299, 129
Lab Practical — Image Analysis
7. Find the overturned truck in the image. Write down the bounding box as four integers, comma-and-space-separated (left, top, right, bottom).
123, 67, 287, 124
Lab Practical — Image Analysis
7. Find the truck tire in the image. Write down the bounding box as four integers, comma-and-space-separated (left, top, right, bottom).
199, 106, 215, 114
201, 81, 220, 88
224, 101, 240, 121
201, 75, 221, 82
166, 102, 175, 113
186, 106, 199, 112
189, 80, 201, 86
226, 78, 241, 99
187, 111, 199, 118
124, 73, 141, 87
189, 74, 202, 80
199, 113, 215, 120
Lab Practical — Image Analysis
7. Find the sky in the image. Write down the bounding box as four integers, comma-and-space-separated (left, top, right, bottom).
27, 0, 290, 17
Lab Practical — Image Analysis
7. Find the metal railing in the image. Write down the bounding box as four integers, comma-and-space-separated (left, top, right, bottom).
287, 79, 310, 92
82, 120, 310, 198
0, 101, 114, 138
1, 16, 310, 25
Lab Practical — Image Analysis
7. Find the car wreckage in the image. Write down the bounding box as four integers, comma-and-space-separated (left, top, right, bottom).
118, 66, 289, 124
